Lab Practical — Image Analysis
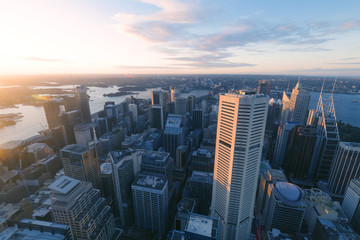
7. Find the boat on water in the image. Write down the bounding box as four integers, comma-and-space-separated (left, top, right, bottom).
352, 100, 359, 103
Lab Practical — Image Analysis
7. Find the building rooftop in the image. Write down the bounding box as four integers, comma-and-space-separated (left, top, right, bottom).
61, 144, 87, 154
20, 218, 69, 230
273, 182, 303, 203
0, 203, 21, 224
132, 175, 167, 191
265, 169, 287, 182
141, 150, 170, 164
341, 142, 360, 150
169, 230, 185, 240
185, 214, 218, 238
100, 162, 112, 175
109, 149, 136, 165
318, 218, 360, 239
177, 198, 196, 214
26, 143, 47, 153
165, 115, 183, 129
192, 149, 211, 158
189, 171, 213, 184
48, 176, 80, 195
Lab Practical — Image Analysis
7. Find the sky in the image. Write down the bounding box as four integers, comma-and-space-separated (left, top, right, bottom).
1, 0, 360, 76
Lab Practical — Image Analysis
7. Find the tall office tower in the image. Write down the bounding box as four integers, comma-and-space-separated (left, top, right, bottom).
176, 145, 188, 169
60, 144, 102, 190
280, 91, 291, 123
171, 89, 180, 101
211, 90, 268, 240
327, 142, 360, 195
283, 126, 321, 182
140, 150, 173, 186
187, 95, 196, 116
191, 149, 213, 173
257, 169, 287, 215
128, 103, 138, 122
73, 123, 93, 146
100, 162, 115, 201
183, 171, 213, 215
307, 109, 316, 126
167, 101, 175, 114
75, 85, 91, 124
192, 109, 203, 129
150, 105, 164, 129
257, 80, 270, 95
61, 110, 82, 144
175, 97, 187, 116
263, 182, 306, 233
96, 117, 109, 136
43, 99, 65, 129
164, 115, 185, 159
342, 179, 360, 223
104, 101, 118, 127
272, 122, 298, 168
132, 175, 169, 238
50, 125, 68, 150
50, 176, 115, 240
315, 85, 340, 180
288, 80, 311, 124
201, 100, 208, 114
151, 90, 166, 108
109, 150, 138, 226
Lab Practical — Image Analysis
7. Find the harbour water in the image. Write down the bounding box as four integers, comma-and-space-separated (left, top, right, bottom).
0, 86, 210, 144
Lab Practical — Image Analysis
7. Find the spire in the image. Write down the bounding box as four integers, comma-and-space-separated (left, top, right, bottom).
295, 76, 301, 89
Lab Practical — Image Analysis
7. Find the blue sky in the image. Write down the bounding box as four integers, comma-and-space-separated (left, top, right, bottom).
1, 0, 360, 75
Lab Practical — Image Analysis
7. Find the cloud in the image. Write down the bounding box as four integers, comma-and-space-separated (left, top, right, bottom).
112, 1, 360, 69
341, 57, 360, 60
25, 57, 64, 62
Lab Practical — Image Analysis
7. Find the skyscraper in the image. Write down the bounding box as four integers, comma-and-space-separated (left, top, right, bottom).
49, 176, 115, 240
132, 175, 169, 238
151, 90, 166, 109
280, 91, 291, 123
175, 97, 187, 116
43, 98, 65, 129
128, 103, 138, 122
257, 80, 270, 96
192, 109, 203, 130
211, 90, 268, 240
288, 80, 310, 124
164, 114, 185, 159
60, 144, 102, 190
342, 178, 360, 223
327, 142, 360, 195
75, 85, 91, 124
150, 105, 165, 129
263, 182, 306, 233
186, 95, 196, 116
171, 89, 180, 101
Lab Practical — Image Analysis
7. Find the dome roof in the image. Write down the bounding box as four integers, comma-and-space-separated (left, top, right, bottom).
274, 182, 302, 202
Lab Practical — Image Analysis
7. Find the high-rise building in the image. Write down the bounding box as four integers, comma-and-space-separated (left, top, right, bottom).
176, 145, 188, 169
272, 122, 299, 169
288, 80, 311, 124
191, 149, 213, 173
132, 175, 169, 237
104, 101, 118, 127
50, 176, 115, 240
211, 90, 268, 240
60, 144, 102, 190
167, 101, 175, 114
164, 115, 185, 159
73, 123, 93, 146
187, 95, 196, 116
342, 179, 360, 223
140, 150, 173, 186
257, 80, 270, 96
171, 89, 180, 101
263, 182, 306, 233
61, 110, 82, 144
128, 103, 138, 122
150, 105, 164, 130
108, 149, 139, 226
175, 97, 187, 116
257, 169, 287, 216
280, 91, 291, 123
192, 109, 203, 130
75, 85, 92, 124
328, 142, 360, 195
183, 171, 213, 215
283, 126, 321, 182
151, 90, 166, 109
315, 87, 340, 180
43, 99, 65, 129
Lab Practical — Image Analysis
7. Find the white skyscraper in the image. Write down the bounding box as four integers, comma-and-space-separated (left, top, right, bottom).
211, 90, 269, 240
288, 80, 310, 124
